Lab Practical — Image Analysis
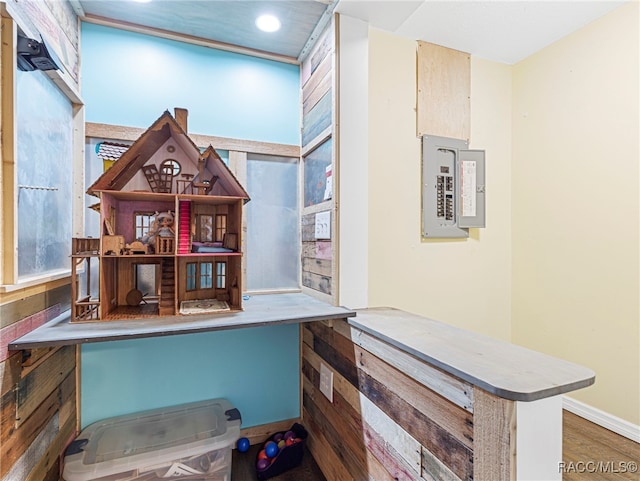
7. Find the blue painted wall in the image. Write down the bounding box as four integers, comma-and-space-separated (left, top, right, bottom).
81, 23, 300, 144
80, 23, 301, 429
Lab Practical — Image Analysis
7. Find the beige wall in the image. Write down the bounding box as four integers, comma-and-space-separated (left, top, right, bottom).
367, 29, 513, 341
365, 1, 638, 424
511, 2, 639, 424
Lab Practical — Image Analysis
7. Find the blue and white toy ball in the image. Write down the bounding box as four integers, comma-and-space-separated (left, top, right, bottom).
236, 437, 250, 453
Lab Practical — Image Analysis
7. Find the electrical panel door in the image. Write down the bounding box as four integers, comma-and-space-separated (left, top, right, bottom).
422, 135, 486, 238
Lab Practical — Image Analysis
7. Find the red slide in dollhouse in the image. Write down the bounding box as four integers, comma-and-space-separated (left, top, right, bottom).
71, 108, 250, 322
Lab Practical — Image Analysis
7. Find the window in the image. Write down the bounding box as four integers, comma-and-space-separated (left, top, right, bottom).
135, 212, 155, 240
215, 214, 227, 242
246, 155, 299, 290
200, 262, 213, 289
160, 159, 181, 177
198, 214, 213, 242
16, 69, 73, 280
216, 262, 226, 289
186, 263, 197, 291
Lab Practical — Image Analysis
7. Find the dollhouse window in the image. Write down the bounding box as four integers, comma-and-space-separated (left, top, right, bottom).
198, 215, 213, 242
186, 263, 197, 291
160, 159, 181, 177
215, 215, 227, 242
135, 213, 155, 239
216, 262, 227, 289
200, 262, 213, 289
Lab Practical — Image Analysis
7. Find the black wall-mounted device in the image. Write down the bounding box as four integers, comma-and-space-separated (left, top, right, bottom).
17, 34, 61, 72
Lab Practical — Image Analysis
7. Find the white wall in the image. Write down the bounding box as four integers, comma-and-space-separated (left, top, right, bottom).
511, 2, 639, 425
366, 28, 513, 341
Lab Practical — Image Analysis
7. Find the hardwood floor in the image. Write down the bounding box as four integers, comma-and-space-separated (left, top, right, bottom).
563, 411, 639, 481
231, 412, 638, 480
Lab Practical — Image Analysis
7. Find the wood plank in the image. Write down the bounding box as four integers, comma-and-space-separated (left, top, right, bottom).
303, 378, 395, 481
302, 90, 332, 147
473, 388, 515, 481
302, 271, 332, 295
24, 414, 75, 481
1, 305, 62, 362
422, 445, 463, 481
85, 122, 300, 158
1, 16, 17, 286
0, 285, 70, 329
303, 52, 332, 103
303, 342, 422, 476
303, 407, 354, 481
353, 343, 473, 449
302, 257, 332, 277
303, 58, 333, 116
16, 346, 75, 427
301, 24, 333, 86
1, 412, 60, 481
333, 320, 474, 412
1, 371, 74, 478
416, 41, 470, 141
307, 322, 473, 480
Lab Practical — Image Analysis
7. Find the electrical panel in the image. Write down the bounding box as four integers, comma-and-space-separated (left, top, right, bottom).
422, 135, 485, 238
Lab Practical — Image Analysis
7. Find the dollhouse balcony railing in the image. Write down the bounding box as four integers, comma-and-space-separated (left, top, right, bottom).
156, 237, 175, 254
74, 297, 100, 321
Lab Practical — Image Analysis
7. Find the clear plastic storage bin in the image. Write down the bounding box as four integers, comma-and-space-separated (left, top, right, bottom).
62, 398, 241, 481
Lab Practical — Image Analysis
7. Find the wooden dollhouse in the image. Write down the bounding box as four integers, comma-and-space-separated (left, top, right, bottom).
72, 109, 250, 322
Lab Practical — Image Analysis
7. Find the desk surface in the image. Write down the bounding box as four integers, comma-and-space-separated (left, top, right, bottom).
349, 308, 596, 402
9, 293, 356, 349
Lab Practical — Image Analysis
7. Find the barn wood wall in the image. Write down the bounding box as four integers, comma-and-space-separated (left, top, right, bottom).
300, 22, 335, 302
1, 1, 79, 480
0, 286, 76, 481
302, 319, 516, 481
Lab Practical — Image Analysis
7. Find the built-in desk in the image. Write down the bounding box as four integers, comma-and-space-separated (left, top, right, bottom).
8, 293, 357, 349
301, 308, 595, 481
10, 300, 596, 481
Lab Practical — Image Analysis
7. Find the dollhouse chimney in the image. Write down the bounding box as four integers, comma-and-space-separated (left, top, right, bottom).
174, 107, 188, 133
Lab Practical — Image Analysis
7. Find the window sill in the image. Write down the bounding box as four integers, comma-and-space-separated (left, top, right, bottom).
0, 270, 71, 294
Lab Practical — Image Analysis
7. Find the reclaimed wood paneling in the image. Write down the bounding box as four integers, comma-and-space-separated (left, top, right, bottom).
417, 41, 470, 141
0, 292, 78, 481
473, 389, 516, 481
301, 22, 335, 302
302, 319, 519, 481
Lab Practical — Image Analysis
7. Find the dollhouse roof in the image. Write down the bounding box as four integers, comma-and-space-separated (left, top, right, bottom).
87, 110, 250, 202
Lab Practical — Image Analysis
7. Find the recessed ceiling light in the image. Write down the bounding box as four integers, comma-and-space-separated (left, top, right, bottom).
256, 14, 281, 33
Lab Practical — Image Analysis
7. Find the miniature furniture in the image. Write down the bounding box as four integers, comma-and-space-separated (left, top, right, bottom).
125, 241, 148, 255
156, 237, 175, 254
102, 235, 124, 255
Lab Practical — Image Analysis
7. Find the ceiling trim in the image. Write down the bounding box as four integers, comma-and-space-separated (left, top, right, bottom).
82, 14, 301, 65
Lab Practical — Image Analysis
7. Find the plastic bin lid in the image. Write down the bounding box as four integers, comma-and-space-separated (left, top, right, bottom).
63, 398, 241, 481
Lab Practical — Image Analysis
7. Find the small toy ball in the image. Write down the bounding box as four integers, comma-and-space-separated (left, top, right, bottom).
258, 449, 268, 461
256, 458, 270, 471
284, 430, 295, 440
264, 441, 279, 458
273, 432, 284, 443
277, 439, 286, 449
236, 437, 250, 453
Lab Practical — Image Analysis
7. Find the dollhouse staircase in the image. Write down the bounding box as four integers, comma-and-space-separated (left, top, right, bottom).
159, 258, 176, 316
178, 200, 191, 254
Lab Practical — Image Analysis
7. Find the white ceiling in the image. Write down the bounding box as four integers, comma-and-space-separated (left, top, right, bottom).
336, 0, 629, 64
76, 0, 628, 64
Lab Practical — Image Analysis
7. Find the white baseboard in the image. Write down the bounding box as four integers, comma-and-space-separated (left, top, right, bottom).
563, 396, 640, 443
